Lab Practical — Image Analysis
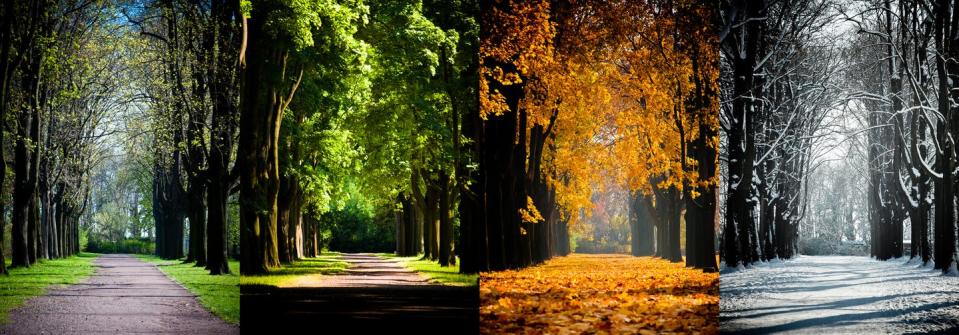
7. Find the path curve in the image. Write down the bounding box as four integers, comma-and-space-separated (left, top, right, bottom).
1, 254, 238, 334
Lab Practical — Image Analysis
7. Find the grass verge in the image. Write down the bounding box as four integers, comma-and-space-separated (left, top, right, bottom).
0, 252, 99, 324
377, 253, 478, 286
239, 252, 348, 287
135, 255, 239, 325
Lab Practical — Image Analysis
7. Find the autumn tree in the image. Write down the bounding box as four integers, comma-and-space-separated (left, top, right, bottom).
465, 0, 719, 272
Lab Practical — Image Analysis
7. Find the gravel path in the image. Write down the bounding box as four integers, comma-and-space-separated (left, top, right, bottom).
287, 253, 430, 287
242, 253, 477, 333
1, 254, 238, 334
721, 256, 959, 334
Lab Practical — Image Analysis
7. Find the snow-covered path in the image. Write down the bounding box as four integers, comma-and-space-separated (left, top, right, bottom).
720, 256, 959, 334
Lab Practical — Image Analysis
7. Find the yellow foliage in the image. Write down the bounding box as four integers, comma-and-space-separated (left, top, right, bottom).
519, 196, 545, 224
480, 1, 720, 230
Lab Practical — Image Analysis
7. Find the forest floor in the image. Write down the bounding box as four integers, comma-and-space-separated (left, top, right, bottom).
721, 255, 959, 334
241, 252, 478, 333
480, 254, 719, 334
0, 254, 237, 334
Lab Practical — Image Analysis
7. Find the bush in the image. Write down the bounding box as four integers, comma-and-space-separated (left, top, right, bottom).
574, 237, 628, 254
86, 237, 155, 254
799, 237, 868, 256
321, 203, 395, 253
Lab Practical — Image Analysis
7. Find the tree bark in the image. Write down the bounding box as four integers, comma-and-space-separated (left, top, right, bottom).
238, 1, 302, 274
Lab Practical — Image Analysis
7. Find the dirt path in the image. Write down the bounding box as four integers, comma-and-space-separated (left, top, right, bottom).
1, 254, 238, 334
288, 253, 430, 287
243, 253, 477, 334
721, 256, 959, 334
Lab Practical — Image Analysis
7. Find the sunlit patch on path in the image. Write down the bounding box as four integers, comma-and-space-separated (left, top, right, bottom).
285, 253, 430, 288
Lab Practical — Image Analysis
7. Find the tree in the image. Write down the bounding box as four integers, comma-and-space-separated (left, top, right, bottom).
465, 0, 720, 272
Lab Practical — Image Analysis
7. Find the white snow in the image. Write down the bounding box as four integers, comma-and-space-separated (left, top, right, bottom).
721, 256, 959, 334
947, 262, 959, 277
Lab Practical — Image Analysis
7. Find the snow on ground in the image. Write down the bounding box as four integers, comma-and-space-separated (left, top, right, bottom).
721, 255, 959, 334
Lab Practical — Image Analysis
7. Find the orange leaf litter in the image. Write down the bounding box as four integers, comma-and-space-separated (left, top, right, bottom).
480, 254, 718, 334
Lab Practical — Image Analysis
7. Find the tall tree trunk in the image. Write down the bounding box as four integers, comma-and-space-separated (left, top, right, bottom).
722, 0, 763, 269
0, 0, 12, 275
277, 174, 293, 263
630, 192, 655, 256
186, 186, 206, 265
12, 41, 41, 268
439, 172, 453, 266
238, 2, 302, 274
204, 0, 239, 275
933, 0, 956, 271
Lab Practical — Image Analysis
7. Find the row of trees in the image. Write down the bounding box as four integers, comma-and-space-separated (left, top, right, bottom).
120, 0, 243, 275
720, 0, 959, 274
463, 0, 720, 273
0, 0, 124, 273
238, 0, 478, 274
847, 0, 959, 270
719, 0, 839, 267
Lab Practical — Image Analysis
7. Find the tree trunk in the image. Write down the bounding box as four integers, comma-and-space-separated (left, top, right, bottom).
933, 0, 956, 270
186, 185, 207, 265
0, 0, 11, 275
238, 3, 301, 274
277, 174, 292, 263
439, 171, 453, 266
630, 192, 655, 256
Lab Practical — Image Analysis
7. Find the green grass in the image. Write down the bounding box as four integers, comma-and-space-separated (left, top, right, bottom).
135, 255, 239, 325
239, 252, 349, 287
0, 253, 99, 324
377, 253, 478, 286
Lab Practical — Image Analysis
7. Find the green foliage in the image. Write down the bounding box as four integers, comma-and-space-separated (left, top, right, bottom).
86, 238, 155, 255
256, 0, 369, 52
136, 255, 240, 325
569, 232, 579, 253
277, 0, 480, 211
79, 229, 88, 254
355, 0, 465, 199
0, 253, 99, 324
577, 213, 631, 254
229, 198, 241, 257
276, 0, 373, 214
264, 0, 479, 260
320, 189, 395, 253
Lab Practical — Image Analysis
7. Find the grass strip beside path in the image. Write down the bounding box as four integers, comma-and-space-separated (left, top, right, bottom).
136, 255, 240, 325
0, 252, 99, 323
239, 252, 348, 287
377, 254, 478, 286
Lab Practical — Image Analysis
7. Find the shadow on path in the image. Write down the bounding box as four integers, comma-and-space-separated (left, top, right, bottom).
241, 253, 478, 334
721, 256, 959, 334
